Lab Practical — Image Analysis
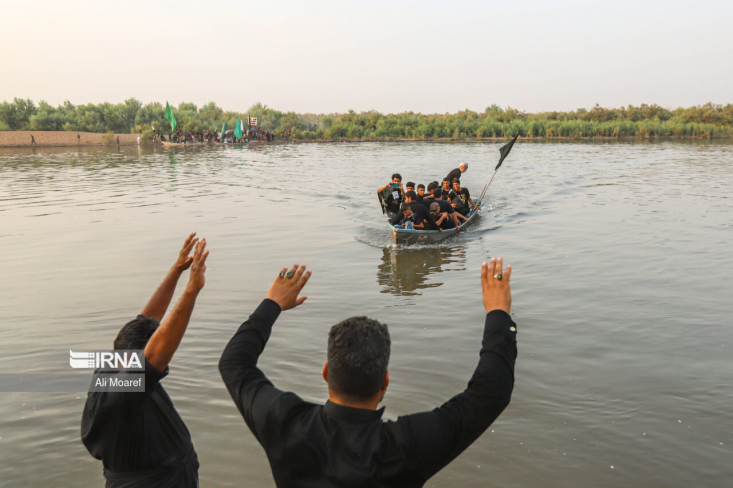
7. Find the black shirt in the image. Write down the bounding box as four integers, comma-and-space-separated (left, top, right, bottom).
219, 300, 517, 488
437, 212, 457, 230
432, 199, 455, 214
449, 188, 471, 213
81, 321, 199, 488
445, 167, 462, 183
389, 203, 437, 230
381, 186, 403, 213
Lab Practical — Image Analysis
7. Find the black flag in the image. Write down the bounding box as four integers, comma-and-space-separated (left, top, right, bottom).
496, 134, 519, 171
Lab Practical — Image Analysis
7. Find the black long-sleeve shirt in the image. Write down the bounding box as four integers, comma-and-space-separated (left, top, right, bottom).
81, 318, 199, 487
219, 300, 517, 488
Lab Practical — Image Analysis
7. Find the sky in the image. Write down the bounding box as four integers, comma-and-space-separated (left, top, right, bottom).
1, 0, 732, 114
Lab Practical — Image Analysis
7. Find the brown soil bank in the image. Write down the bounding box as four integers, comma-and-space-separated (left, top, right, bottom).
0, 131, 142, 148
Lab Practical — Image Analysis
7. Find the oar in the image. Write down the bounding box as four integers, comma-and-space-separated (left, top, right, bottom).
473, 134, 519, 212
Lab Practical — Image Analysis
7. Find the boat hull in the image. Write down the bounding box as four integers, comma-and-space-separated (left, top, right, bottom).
389, 203, 483, 245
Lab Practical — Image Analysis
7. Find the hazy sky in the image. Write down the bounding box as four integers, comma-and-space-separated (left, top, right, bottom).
1, 0, 731, 114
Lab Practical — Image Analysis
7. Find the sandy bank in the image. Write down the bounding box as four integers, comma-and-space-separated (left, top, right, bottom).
0, 131, 142, 148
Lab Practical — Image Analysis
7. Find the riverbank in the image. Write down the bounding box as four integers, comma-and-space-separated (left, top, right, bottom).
3, 131, 731, 148
0, 131, 140, 148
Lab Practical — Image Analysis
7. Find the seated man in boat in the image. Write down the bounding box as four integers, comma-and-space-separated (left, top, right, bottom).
377, 174, 405, 218
416, 184, 426, 204
445, 163, 468, 183
433, 190, 466, 228
390, 191, 439, 230
449, 179, 475, 216
440, 177, 453, 196
431, 202, 457, 230
392, 203, 426, 229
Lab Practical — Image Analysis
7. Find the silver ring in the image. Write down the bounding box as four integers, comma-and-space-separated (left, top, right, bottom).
278, 272, 285, 278
494, 273, 503, 280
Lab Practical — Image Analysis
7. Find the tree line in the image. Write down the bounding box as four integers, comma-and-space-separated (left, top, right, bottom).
1, 98, 732, 140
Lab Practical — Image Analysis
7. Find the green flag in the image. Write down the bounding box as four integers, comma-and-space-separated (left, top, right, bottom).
221, 122, 225, 139
164, 102, 177, 132
234, 119, 243, 139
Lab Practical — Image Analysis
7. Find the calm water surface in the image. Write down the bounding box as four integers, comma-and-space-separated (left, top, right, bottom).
0, 141, 731, 487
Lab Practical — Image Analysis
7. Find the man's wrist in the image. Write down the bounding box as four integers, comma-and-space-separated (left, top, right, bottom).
184, 282, 202, 294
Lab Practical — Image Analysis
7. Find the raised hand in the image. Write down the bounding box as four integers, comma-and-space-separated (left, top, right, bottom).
481, 257, 512, 314
188, 238, 209, 291
266, 264, 312, 311
174, 232, 199, 272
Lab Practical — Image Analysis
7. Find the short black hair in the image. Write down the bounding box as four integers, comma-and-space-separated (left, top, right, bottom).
417, 184, 425, 190
452, 178, 460, 184
391, 173, 402, 181
327, 317, 390, 400
114, 315, 159, 350
442, 177, 450, 182
405, 190, 417, 200
400, 202, 411, 212
406, 181, 415, 188
434, 189, 444, 199
427, 182, 438, 191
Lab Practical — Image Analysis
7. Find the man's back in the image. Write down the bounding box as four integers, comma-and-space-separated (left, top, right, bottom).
219, 289, 516, 488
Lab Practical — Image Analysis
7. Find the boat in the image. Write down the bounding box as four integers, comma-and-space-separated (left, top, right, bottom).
389, 201, 483, 245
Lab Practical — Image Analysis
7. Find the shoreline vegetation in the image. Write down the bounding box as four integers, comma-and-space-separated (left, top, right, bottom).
1, 99, 732, 146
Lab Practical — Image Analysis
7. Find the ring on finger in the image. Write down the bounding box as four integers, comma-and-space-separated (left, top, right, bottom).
285, 271, 294, 279
494, 273, 503, 280
278, 272, 285, 278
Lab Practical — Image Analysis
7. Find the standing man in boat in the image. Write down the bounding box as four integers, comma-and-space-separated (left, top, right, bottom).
218, 257, 516, 487
81, 233, 208, 488
377, 173, 404, 218
445, 162, 468, 183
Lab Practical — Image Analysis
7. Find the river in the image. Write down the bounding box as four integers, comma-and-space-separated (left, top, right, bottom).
0, 141, 731, 487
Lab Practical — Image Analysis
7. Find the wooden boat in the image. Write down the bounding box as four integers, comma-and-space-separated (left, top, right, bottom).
389, 202, 483, 245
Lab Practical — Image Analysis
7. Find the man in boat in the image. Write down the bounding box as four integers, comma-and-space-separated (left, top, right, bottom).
440, 177, 453, 196
219, 257, 516, 487
405, 181, 416, 193
445, 162, 468, 183
389, 192, 439, 231
433, 189, 466, 228
416, 184, 426, 204
449, 178, 475, 216
392, 203, 426, 229
431, 202, 457, 230
81, 233, 208, 488
377, 173, 405, 218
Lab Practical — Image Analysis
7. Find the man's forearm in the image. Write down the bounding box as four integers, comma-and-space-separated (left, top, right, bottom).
145, 285, 200, 372
141, 267, 183, 321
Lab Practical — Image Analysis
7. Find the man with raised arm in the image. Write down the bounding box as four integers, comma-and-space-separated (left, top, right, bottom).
81, 233, 209, 488
219, 257, 516, 488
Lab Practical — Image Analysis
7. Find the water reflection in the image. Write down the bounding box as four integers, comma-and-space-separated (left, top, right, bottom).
377, 245, 466, 296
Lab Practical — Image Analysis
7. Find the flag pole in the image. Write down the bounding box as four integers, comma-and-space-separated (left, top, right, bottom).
472, 134, 519, 213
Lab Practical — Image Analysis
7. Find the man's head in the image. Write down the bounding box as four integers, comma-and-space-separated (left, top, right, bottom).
114, 316, 159, 350
417, 184, 425, 196
434, 189, 444, 200
430, 202, 441, 215
460, 163, 468, 172
404, 190, 417, 203
442, 178, 451, 190
324, 317, 391, 403
427, 181, 438, 194
391, 173, 402, 184
405, 182, 415, 192
452, 178, 462, 191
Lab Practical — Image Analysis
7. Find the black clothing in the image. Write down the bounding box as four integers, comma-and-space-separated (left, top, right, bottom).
81, 327, 199, 488
437, 213, 457, 230
389, 202, 437, 230
381, 186, 404, 214
445, 167, 462, 183
449, 188, 471, 215
432, 199, 455, 214
219, 300, 517, 488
